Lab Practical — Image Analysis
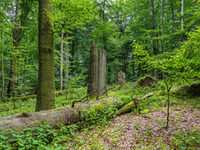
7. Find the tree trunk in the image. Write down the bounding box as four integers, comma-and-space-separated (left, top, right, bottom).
36, 0, 55, 111
131, 54, 135, 80
98, 50, 107, 96
0, 97, 121, 131
8, 0, 20, 97
181, 0, 184, 42
151, 0, 159, 80
170, 0, 175, 21
1, 30, 4, 100
161, 0, 164, 53
60, 30, 64, 91
87, 41, 98, 98
64, 33, 70, 89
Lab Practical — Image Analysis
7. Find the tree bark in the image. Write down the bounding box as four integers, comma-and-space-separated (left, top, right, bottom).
8, 0, 20, 97
87, 41, 98, 98
151, 0, 159, 80
98, 50, 107, 96
60, 30, 64, 91
36, 0, 55, 111
64, 33, 70, 89
181, 0, 185, 42
1, 30, 4, 100
170, 0, 175, 21
0, 97, 121, 131
161, 0, 165, 53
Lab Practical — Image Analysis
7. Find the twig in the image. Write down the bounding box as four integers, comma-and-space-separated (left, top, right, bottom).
72, 86, 116, 107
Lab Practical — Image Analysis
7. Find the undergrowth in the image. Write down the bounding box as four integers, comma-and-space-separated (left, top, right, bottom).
0, 81, 200, 149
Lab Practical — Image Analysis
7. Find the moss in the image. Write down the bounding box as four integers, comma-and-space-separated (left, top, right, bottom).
115, 101, 135, 116
136, 75, 157, 87
140, 109, 150, 114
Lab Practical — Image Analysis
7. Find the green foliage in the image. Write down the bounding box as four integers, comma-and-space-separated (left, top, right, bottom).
0, 125, 66, 149
171, 129, 200, 150
136, 75, 157, 87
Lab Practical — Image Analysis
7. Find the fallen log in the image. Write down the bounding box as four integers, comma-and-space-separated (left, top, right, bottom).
0, 97, 121, 131
115, 92, 154, 116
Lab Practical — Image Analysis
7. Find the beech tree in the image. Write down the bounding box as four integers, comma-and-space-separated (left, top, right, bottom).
36, 0, 55, 111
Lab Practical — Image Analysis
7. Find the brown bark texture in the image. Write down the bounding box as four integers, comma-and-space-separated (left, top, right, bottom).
36, 0, 55, 111
8, 0, 20, 97
60, 31, 64, 91
118, 70, 126, 86
64, 33, 70, 89
87, 42, 99, 98
98, 50, 107, 96
0, 97, 121, 131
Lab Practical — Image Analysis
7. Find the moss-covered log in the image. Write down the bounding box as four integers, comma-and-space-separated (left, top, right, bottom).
115, 93, 154, 116
115, 101, 135, 116
0, 97, 121, 131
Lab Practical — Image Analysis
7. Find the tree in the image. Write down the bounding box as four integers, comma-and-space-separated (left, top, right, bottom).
36, 0, 55, 111
7, 0, 21, 98
87, 41, 98, 98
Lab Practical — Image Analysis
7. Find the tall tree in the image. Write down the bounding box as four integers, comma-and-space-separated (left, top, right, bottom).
1, 29, 4, 100
161, 0, 164, 53
60, 30, 64, 90
150, 0, 159, 79
7, 0, 20, 97
36, 0, 55, 111
181, 0, 184, 41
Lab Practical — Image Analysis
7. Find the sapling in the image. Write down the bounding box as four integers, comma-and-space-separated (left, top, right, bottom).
164, 80, 173, 129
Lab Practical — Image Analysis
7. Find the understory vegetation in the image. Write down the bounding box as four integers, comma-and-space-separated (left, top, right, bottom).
0, 81, 200, 149
0, 0, 200, 149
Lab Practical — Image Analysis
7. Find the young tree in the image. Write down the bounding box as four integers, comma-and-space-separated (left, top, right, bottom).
36, 0, 55, 111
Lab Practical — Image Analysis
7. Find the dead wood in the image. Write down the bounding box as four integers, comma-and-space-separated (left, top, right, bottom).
0, 97, 121, 131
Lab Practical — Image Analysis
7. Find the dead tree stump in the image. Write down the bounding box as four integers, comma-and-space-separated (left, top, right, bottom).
87, 41, 98, 98
98, 50, 107, 96
118, 70, 126, 86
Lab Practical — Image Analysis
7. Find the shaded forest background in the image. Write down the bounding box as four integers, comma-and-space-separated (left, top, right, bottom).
0, 0, 200, 98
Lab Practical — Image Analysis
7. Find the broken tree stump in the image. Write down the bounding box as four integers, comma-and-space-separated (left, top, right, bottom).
98, 50, 107, 96
87, 41, 99, 98
118, 70, 126, 86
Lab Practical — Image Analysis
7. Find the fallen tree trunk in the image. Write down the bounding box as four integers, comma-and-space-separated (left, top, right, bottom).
115, 92, 154, 116
0, 97, 121, 131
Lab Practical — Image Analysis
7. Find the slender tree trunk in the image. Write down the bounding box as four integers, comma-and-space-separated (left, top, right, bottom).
64, 34, 69, 89
8, 0, 20, 97
87, 41, 98, 98
170, 0, 175, 21
60, 30, 64, 91
161, 0, 164, 53
181, 0, 184, 41
36, 0, 55, 111
131, 54, 135, 80
1, 30, 4, 100
151, 0, 159, 80
108, 66, 111, 84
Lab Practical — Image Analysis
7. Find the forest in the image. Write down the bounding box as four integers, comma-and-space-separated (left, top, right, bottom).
0, 0, 200, 149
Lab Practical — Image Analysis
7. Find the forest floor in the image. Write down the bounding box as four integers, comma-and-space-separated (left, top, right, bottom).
1, 81, 200, 149
66, 105, 200, 150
